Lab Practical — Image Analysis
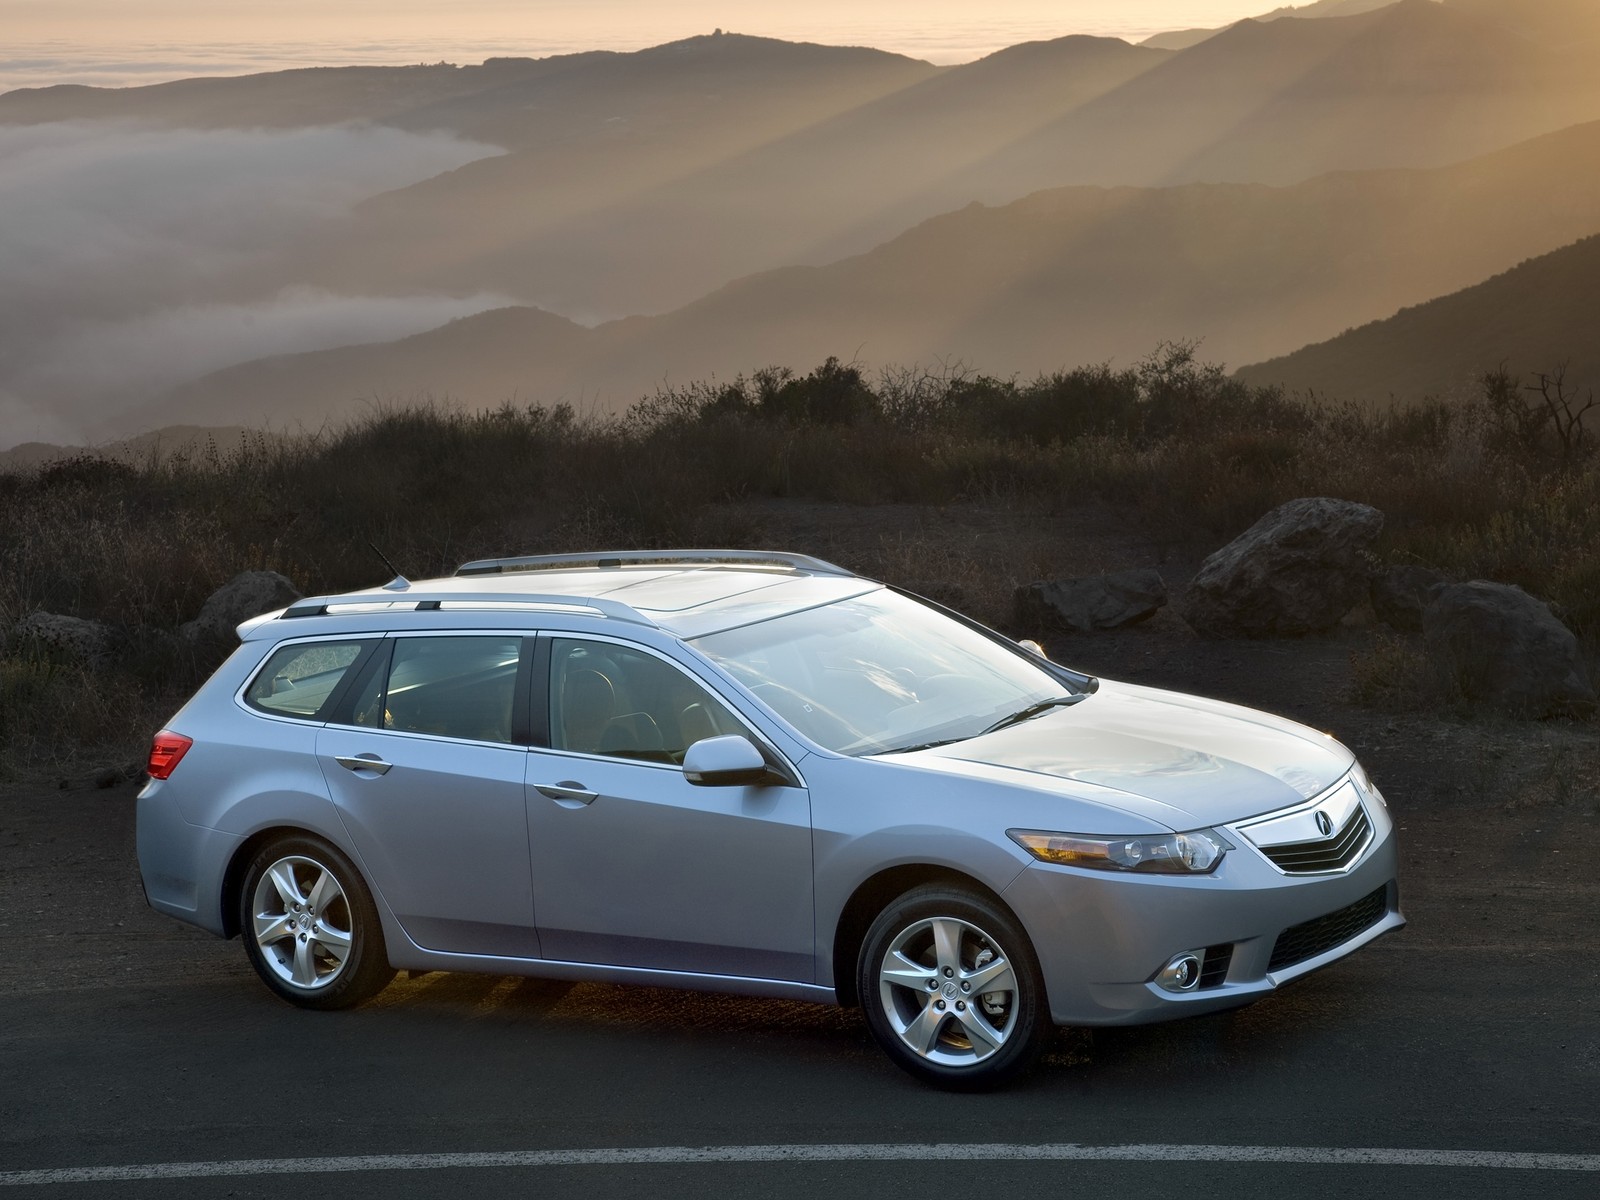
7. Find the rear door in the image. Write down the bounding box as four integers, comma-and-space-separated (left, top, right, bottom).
318, 633, 540, 958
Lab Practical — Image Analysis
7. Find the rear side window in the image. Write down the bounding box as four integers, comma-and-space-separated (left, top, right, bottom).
376, 636, 523, 744
245, 642, 367, 719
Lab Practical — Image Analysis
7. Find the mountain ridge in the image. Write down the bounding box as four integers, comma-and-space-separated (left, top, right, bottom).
125, 118, 1600, 436
241, 2, 1600, 322
1235, 234, 1600, 404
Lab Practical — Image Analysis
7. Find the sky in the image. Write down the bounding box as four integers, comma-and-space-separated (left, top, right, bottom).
4, 1, 1279, 91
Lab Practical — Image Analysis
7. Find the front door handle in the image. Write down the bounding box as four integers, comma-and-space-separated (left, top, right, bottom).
335, 753, 392, 775
535, 781, 597, 806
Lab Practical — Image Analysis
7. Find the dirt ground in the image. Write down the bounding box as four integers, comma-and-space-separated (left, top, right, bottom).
3, 498, 1597, 1016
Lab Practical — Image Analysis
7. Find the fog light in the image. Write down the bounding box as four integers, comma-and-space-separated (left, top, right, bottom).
1156, 952, 1202, 993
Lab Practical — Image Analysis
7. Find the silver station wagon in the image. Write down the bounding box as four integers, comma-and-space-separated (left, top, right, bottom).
138, 550, 1403, 1088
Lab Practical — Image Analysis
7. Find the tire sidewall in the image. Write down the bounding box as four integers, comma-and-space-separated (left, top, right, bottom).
238, 834, 392, 1011
857, 884, 1051, 1091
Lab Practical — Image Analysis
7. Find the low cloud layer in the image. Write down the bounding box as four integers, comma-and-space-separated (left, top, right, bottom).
4, 289, 517, 446
0, 119, 507, 446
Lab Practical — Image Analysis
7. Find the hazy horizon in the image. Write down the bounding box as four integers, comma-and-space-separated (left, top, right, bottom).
4, 1, 1278, 92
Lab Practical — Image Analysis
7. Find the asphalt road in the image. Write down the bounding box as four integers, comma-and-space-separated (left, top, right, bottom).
3, 686, 1598, 1198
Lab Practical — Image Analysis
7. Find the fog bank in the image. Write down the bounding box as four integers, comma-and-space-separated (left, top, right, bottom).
0, 120, 507, 447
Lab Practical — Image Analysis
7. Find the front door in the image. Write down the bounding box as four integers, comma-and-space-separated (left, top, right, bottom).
526, 636, 814, 981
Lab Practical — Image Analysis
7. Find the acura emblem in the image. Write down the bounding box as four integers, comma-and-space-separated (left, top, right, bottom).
1315, 810, 1334, 837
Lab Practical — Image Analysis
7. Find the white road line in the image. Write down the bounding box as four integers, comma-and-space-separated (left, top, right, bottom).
3, 1143, 1598, 1187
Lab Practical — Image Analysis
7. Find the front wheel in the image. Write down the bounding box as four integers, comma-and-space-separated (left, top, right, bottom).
238, 835, 395, 1010
858, 885, 1051, 1090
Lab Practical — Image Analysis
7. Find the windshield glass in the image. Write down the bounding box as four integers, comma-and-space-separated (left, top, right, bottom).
692, 589, 1070, 755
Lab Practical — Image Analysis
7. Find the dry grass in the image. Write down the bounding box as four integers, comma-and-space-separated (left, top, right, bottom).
3, 348, 1597, 771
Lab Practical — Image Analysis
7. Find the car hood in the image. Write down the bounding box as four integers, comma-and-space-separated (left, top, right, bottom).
915, 679, 1352, 829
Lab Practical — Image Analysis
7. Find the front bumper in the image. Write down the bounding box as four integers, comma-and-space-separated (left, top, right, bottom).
1002, 803, 1403, 1026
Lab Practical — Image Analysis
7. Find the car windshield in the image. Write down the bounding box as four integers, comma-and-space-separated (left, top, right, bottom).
692, 588, 1072, 755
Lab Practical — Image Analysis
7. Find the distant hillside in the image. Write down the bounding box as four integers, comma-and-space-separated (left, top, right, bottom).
1235, 235, 1600, 403
8, 13, 1598, 324
255, 34, 1168, 319
1141, 0, 1398, 51
980, 0, 1600, 192
14, 17, 1600, 445
1444, 0, 1600, 48
258, 0, 1600, 319
0, 59, 559, 128
1143, 0, 1600, 52
129, 307, 595, 435
0, 35, 934, 150
126, 120, 1600, 435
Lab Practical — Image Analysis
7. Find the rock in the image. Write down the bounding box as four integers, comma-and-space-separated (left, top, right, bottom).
1015, 569, 1167, 633
1184, 497, 1383, 637
180, 571, 301, 641
1371, 565, 1450, 632
11, 611, 118, 669
1423, 581, 1596, 717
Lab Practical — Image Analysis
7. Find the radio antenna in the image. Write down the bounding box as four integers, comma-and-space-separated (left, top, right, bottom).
368, 542, 410, 591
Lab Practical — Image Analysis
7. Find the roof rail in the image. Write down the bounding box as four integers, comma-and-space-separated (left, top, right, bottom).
454, 549, 857, 578
279, 591, 652, 625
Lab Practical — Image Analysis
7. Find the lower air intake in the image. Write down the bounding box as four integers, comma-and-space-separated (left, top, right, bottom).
1268, 886, 1388, 973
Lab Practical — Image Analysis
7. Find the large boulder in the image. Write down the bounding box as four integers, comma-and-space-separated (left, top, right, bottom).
1371, 565, 1450, 632
1423, 581, 1596, 717
1184, 497, 1383, 637
11, 612, 118, 669
180, 571, 301, 642
1015, 569, 1167, 633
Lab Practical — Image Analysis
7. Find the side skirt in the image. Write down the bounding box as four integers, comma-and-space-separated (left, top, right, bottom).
384, 944, 838, 1007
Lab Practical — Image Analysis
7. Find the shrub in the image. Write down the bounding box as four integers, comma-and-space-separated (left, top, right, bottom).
4, 348, 1596, 769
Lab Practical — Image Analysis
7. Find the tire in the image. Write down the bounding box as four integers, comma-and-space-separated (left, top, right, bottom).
857, 885, 1051, 1090
238, 835, 395, 1010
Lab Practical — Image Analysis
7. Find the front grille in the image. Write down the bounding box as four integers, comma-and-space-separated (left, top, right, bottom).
1259, 804, 1372, 873
1268, 886, 1388, 972
1198, 943, 1233, 989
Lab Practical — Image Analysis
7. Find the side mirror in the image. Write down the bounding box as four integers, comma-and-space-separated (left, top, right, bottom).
683, 734, 775, 787
1019, 638, 1049, 661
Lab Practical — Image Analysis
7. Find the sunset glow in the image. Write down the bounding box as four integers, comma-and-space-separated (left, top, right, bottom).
8, 1, 1285, 90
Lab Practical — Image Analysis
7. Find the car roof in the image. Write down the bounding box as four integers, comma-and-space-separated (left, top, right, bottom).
242, 550, 884, 643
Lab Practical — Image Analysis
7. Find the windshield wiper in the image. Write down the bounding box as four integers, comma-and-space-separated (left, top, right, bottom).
977, 694, 1088, 737
880, 736, 968, 755
880, 693, 1090, 756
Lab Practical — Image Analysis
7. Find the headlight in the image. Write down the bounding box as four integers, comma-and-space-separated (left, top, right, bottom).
1349, 760, 1387, 808
1008, 828, 1232, 874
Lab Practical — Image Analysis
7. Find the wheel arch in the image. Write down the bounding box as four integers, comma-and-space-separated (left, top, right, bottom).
831, 865, 1031, 1009
221, 825, 345, 939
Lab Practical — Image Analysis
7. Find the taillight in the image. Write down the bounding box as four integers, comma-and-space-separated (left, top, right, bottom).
147, 731, 193, 780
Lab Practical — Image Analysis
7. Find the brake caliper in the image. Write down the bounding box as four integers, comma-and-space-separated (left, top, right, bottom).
973, 947, 1007, 1016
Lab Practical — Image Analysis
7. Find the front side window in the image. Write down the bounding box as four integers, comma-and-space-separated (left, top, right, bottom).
245, 641, 366, 719
367, 636, 523, 744
549, 638, 745, 764
693, 589, 1069, 754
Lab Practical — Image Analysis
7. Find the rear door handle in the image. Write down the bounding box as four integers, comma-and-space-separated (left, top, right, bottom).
535, 781, 597, 806
335, 754, 392, 775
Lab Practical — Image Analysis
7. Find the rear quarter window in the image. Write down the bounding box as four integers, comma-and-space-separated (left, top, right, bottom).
244, 641, 368, 719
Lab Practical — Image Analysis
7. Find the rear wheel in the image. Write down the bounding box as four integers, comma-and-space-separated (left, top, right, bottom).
858, 885, 1051, 1090
238, 835, 394, 1010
